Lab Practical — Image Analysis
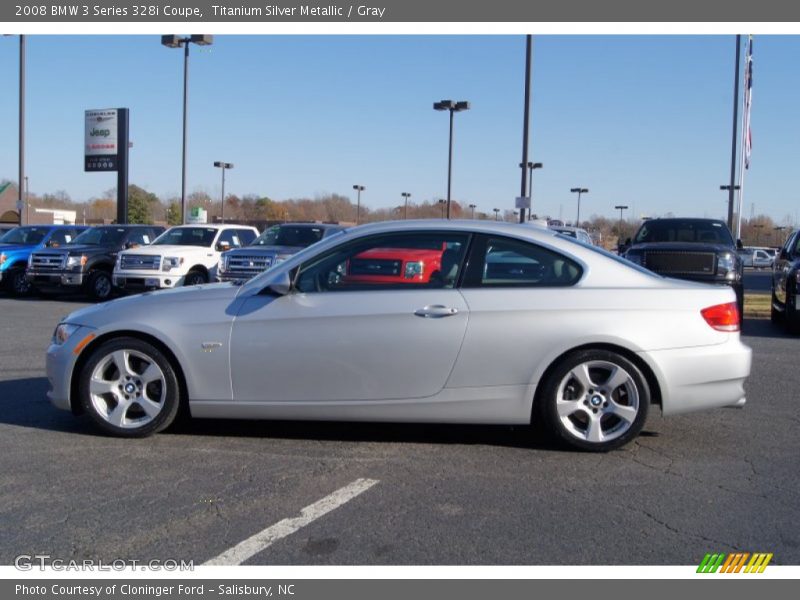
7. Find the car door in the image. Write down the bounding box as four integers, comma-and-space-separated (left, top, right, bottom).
450, 234, 583, 388
229, 230, 471, 403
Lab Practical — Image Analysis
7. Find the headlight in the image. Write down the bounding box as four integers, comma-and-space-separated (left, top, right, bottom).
218, 256, 227, 272
404, 261, 424, 279
28, 254, 33, 267
52, 323, 80, 346
717, 252, 739, 281
162, 256, 183, 271
0, 253, 6, 266
66, 255, 87, 268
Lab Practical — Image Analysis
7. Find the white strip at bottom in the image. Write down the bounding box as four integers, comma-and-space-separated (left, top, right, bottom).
204, 478, 380, 566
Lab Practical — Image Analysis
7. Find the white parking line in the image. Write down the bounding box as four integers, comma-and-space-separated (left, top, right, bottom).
204, 478, 380, 566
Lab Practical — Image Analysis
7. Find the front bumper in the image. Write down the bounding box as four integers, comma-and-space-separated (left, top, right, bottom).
27, 270, 85, 287
46, 325, 96, 412
642, 336, 752, 416
113, 271, 184, 290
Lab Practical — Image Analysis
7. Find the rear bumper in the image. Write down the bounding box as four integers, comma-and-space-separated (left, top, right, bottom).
642, 337, 752, 416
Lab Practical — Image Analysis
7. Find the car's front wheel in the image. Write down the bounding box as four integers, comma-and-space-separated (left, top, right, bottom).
78, 337, 181, 437
184, 270, 207, 286
7, 267, 32, 296
86, 270, 113, 301
538, 349, 650, 452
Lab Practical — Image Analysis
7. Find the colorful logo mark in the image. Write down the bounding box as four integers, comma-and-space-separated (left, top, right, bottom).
697, 552, 773, 573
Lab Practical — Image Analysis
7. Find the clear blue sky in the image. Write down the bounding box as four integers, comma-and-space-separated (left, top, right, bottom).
1, 34, 798, 223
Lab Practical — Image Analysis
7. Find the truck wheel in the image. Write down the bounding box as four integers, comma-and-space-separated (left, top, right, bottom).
537, 349, 649, 452
78, 337, 181, 437
787, 284, 800, 334
7, 267, 32, 296
770, 290, 783, 325
87, 270, 113, 301
184, 270, 207, 286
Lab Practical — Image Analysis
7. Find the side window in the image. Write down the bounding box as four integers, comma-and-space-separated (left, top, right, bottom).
464, 235, 582, 288
237, 229, 256, 246
217, 229, 241, 249
294, 231, 470, 294
127, 229, 149, 246
47, 230, 72, 247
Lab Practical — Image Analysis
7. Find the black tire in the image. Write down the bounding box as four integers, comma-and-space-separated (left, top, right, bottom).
537, 349, 650, 452
184, 270, 207, 286
787, 283, 800, 334
6, 267, 32, 296
78, 337, 182, 437
86, 270, 114, 302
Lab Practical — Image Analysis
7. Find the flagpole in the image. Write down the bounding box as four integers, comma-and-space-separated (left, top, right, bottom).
735, 35, 752, 242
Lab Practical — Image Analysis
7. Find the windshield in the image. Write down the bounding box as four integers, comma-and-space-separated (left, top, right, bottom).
0, 226, 49, 245
633, 220, 734, 246
253, 225, 327, 247
152, 227, 217, 247
71, 227, 127, 246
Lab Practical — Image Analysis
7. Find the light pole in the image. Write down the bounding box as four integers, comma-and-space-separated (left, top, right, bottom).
24, 176, 29, 225
401, 192, 411, 219
720, 185, 740, 226
433, 99, 470, 219
353, 185, 365, 224
213, 161, 233, 223
438, 199, 446, 219
519, 161, 543, 221
614, 204, 628, 236
161, 34, 213, 224
493, 208, 500, 221
469, 203, 477, 219
570, 187, 589, 227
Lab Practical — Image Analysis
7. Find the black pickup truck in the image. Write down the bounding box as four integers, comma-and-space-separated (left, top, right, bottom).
621, 218, 744, 319
27, 224, 164, 301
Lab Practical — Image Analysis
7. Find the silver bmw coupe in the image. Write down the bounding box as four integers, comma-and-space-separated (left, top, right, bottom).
46, 220, 751, 451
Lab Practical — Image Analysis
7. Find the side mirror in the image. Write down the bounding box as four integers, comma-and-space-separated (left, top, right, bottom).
780, 248, 790, 260
125, 241, 140, 249
216, 242, 231, 252
736, 239, 744, 250
263, 271, 292, 296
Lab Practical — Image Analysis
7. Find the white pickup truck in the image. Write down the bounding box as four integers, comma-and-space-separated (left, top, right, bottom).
113, 224, 259, 291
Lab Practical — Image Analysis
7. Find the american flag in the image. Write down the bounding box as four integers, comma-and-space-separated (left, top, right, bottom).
744, 35, 753, 169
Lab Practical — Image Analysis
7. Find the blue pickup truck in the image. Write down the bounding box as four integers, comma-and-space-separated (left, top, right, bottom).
0, 225, 87, 295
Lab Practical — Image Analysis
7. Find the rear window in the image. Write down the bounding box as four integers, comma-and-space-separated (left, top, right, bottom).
633, 220, 734, 246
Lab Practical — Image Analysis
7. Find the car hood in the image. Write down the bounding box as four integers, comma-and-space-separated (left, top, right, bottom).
63, 282, 242, 328
122, 244, 212, 256
0, 243, 37, 254
34, 244, 111, 256
628, 242, 735, 254
228, 244, 302, 255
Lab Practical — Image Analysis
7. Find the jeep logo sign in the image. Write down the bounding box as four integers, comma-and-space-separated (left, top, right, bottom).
85, 108, 123, 172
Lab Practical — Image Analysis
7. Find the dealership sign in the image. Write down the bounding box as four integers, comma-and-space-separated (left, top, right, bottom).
85, 108, 121, 171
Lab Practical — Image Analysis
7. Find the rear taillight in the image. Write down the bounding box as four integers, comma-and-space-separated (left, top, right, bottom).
701, 302, 740, 332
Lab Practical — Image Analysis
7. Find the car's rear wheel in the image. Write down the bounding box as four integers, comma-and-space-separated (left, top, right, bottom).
86, 270, 113, 301
538, 349, 649, 452
786, 283, 800, 334
78, 337, 181, 437
184, 270, 207, 286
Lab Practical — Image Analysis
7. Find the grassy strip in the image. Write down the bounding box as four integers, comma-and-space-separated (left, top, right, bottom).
744, 293, 770, 319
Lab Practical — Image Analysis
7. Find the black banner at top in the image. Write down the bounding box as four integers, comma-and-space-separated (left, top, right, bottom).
5, 0, 800, 22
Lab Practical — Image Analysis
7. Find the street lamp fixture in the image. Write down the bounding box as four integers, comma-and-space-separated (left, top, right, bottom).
401, 192, 411, 220
213, 161, 233, 223
570, 187, 589, 227
437, 199, 446, 219
468, 203, 477, 219
161, 34, 214, 224
353, 185, 365, 224
493, 208, 500, 221
433, 99, 470, 220
519, 161, 543, 220
614, 204, 629, 234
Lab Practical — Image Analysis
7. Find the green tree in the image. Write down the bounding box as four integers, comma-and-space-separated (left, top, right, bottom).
127, 184, 160, 224
165, 201, 182, 226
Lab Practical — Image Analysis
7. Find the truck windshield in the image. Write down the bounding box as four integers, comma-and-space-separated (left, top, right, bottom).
0, 226, 48, 245
253, 225, 326, 247
633, 220, 734, 246
152, 227, 217, 247
72, 227, 127, 246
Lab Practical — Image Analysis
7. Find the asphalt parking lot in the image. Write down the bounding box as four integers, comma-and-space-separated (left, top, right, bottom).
1, 294, 798, 566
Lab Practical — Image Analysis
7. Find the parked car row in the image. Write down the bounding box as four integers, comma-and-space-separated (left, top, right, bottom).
0, 222, 340, 300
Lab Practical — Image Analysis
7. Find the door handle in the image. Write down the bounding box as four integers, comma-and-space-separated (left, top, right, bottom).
414, 305, 458, 318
